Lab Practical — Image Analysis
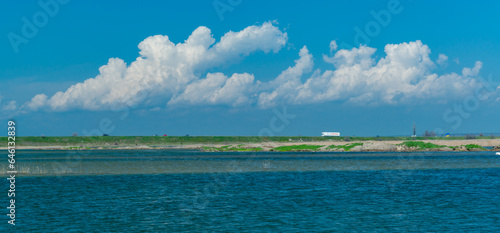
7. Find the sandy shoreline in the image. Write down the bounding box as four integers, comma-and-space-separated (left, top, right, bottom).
3, 139, 500, 152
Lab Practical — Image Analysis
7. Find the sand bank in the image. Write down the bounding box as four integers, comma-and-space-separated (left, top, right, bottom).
2, 139, 500, 152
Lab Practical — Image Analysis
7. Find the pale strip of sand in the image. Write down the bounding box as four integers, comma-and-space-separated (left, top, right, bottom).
1, 139, 499, 151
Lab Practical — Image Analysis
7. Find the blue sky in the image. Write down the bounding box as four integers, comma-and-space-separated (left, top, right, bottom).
1, 0, 500, 136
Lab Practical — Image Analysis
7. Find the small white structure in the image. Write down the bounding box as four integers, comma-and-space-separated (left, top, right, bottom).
322, 132, 340, 137
496, 152, 500, 155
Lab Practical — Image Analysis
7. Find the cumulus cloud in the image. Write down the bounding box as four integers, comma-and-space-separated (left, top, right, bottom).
2, 101, 18, 111
25, 22, 287, 111
323, 45, 376, 69
0, 95, 18, 114
258, 46, 314, 108
27, 93, 48, 111
462, 61, 482, 77
260, 40, 487, 107
329, 40, 338, 53
437, 54, 448, 66
168, 72, 256, 107
21, 21, 494, 112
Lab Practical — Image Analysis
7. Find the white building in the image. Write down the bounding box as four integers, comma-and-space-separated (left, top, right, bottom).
322, 132, 340, 137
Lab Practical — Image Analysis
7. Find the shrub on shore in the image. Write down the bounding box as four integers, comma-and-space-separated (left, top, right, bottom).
272, 144, 323, 152
327, 143, 363, 151
203, 145, 263, 152
464, 144, 485, 150
398, 141, 446, 150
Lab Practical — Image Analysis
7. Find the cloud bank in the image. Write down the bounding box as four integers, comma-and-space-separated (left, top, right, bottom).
22, 22, 497, 112
26, 22, 287, 111
263, 41, 486, 107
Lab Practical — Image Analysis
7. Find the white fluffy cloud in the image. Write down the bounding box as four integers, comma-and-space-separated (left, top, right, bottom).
261, 40, 485, 106
168, 72, 256, 107
22, 22, 495, 112
258, 46, 314, 108
329, 40, 338, 53
0, 95, 18, 113
25, 22, 287, 111
437, 54, 448, 66
2, 101, 18, 111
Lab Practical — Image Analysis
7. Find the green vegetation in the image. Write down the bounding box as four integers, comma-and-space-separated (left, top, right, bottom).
202, 145, 263, 152
464, 144, 485, 150
327, 143, 363, 151
399, 141, 447, 150
271, 144, 323, 152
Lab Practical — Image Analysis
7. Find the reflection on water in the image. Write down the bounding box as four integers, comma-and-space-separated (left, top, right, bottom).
2, 150, 500, 176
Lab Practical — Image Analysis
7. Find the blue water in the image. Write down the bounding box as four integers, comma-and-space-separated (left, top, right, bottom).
2, 150, 500, 232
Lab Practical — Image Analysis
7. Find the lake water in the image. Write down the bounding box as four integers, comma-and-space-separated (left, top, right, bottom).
2, 150, 500, 232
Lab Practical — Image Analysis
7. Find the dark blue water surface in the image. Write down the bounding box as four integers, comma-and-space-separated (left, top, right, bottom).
2, 150, 500, 232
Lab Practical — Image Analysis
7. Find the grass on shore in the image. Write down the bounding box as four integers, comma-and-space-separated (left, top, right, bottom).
202, 145, 263, 152
326, 143, 363, 151
271, 144, 323, 152
399, 141, 448, 150
400, 141, 487, 151
464, 144, 485, 150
